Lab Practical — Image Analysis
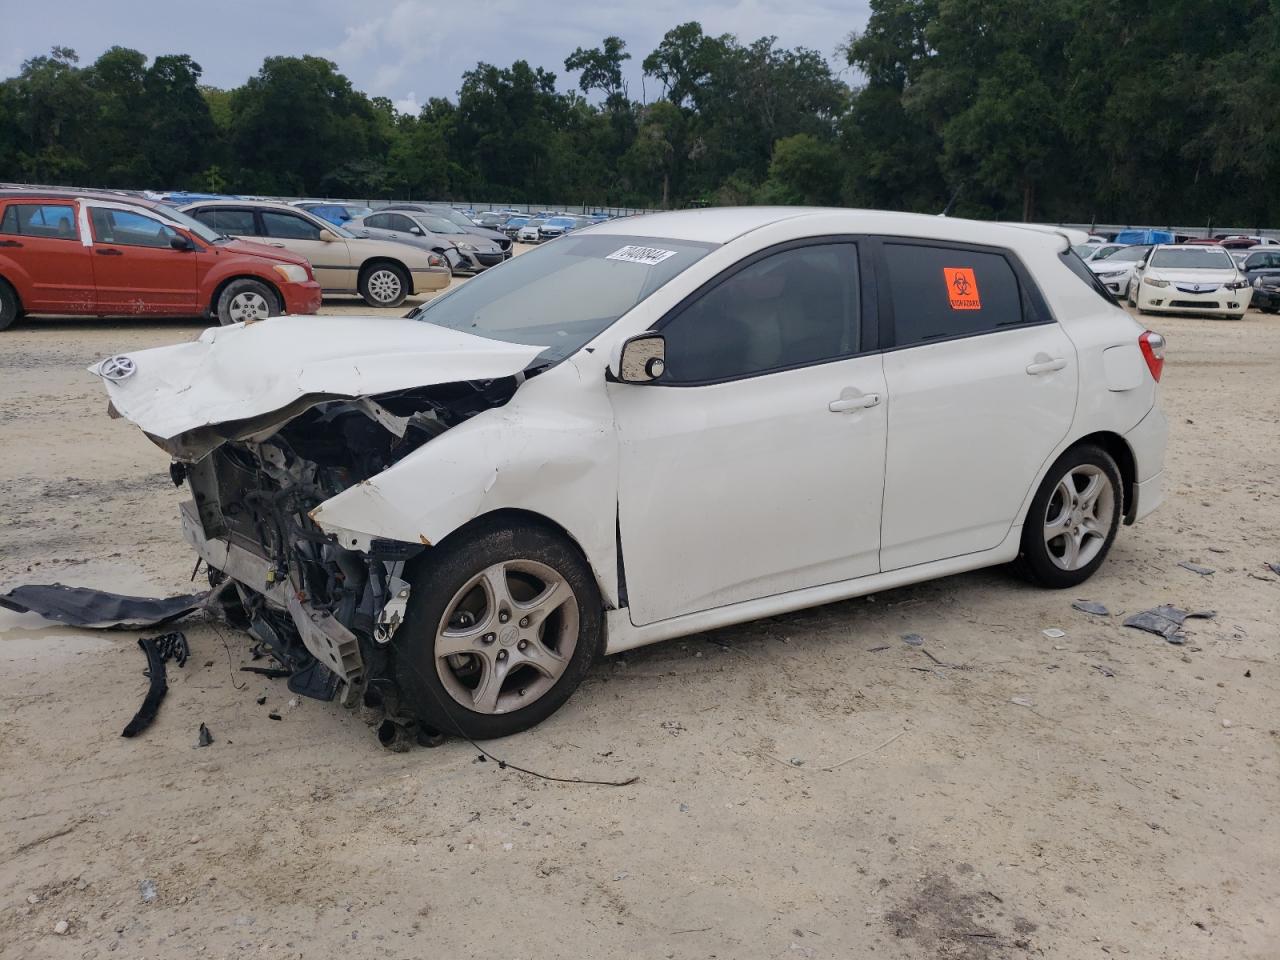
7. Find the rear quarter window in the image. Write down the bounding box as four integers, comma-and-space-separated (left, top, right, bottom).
882, 243, 1038, 347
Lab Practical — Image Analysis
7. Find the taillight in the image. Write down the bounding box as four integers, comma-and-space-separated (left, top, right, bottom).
1139, 330, 1165, 382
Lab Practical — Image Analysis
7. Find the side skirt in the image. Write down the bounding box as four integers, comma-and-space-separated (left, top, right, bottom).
603, 527, 1023, 654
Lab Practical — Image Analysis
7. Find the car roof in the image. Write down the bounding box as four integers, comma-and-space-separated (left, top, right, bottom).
0, 188, 166, 210
179, 198, 304, 213
584, 206, 1073, 251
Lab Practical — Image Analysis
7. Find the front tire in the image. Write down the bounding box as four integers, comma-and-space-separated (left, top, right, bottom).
359, 262, 409, 307
215, 278, 279, 326
1014, 444, 1123, 589
394, 517, 603, 739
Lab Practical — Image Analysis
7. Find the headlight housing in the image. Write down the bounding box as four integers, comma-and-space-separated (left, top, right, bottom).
1142, 277, 1170, 288
1098, 269, 1126, 279
272, 263, 310, 283
1225, 279, 1249, 290
456, 242, 475, 251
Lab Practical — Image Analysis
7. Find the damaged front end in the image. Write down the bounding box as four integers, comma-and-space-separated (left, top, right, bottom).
174, 379, 521, 723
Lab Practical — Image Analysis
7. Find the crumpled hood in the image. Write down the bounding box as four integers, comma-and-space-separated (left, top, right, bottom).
90, 315, 543, 442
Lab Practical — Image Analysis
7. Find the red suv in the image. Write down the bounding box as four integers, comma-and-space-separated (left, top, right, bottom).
0, 191, 322, 330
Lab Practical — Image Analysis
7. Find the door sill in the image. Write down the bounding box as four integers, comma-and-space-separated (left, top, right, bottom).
604, 528, 1022, 655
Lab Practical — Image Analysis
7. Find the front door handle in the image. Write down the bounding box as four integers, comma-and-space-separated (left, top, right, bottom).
1026, 358, 1067, 375
95, 248, 123, 256
267, 242, 286, 248
829, 392, 881, 413
0, 239, 22, 248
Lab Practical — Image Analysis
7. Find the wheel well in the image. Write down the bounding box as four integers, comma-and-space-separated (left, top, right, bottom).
210, 275, 284, 316
360, 258, 411, 292
1070, 431, 1138, 524
430, 507, 611, 600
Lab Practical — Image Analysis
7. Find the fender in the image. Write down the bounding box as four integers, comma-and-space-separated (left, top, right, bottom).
311, 356, 623, 608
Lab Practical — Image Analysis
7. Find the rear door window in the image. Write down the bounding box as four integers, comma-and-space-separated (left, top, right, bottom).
882, 242, 1037, 347
1, 203, 79, 240
261, 211, 323, 241
192, 207, 257, 236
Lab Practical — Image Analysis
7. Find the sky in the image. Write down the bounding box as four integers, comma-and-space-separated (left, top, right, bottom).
0, 0, 871, 112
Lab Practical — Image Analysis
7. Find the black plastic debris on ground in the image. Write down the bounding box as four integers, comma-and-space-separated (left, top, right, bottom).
1123, 606, 1216, 645
121, 632, 191, 738
1267, 562, 1280, 577
1072, 600, 1110, 616
195, 722, 213, 747
0, 584, 208, 629
1177, 561, 1215, 576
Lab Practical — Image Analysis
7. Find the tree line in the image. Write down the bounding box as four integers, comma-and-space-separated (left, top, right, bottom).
1, 1, 1276, 226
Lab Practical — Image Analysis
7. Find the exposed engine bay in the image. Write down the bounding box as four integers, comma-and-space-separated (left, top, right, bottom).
175, 376, 522, 746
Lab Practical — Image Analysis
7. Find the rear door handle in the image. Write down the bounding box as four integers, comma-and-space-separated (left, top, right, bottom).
266, 242, 286, 248
829, 393, 881, 413
95, 248, 123, 256
1026, 358, 1067, 375
0, 239, 21, 248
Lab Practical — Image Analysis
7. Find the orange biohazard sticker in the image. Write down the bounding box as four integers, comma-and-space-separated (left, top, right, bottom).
944, 267, 981, 310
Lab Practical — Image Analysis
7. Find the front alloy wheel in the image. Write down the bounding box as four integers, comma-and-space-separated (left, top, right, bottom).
435, 559, 579, 715
395, 518, 603, 739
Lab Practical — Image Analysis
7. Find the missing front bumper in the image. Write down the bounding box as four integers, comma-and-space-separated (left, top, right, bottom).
179, 499, 365, 688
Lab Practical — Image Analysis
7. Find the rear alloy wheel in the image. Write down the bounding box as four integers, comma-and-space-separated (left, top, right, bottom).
0, 279, 19, 331
395, 519, 603, 739
359, 263, 409, 307
1014, 444, 1122, 588
216, 278, 278, 326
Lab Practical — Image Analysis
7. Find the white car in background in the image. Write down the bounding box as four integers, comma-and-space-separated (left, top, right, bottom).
1073, 242, 1125, 263
517, 218, 547, 243
1089, 244, 1151, 296
1127, 244, 1252, 318
95, 208, 1168, 742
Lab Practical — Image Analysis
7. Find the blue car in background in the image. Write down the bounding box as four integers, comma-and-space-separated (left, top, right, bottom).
1113, 228, 1175, 245
293, 201, 374, 226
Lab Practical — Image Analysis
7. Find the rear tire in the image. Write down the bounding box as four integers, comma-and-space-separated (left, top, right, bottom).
394, 517, 603, 739
0, 278, 20, 331
359, 262, 409, 307
1013, 444, 1123, 589
215, 278, 279, 326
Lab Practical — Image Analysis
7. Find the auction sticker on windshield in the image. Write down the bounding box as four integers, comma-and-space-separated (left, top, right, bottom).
944, 267, 981, 310
607, 245, 678, 266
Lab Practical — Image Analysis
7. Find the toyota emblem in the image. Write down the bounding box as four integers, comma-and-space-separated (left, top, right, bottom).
99, 355, 137, 382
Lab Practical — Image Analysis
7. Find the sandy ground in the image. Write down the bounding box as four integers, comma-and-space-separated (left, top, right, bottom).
0, 276, 1277, 960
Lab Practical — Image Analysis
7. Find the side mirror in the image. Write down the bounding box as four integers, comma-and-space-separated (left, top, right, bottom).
318, 229, 338, 243
169, 234, 195, 252
612, 332, 666, 383
410, 226, 424, 236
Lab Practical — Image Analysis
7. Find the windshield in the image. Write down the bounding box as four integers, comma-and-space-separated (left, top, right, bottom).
433, 208, 477, 229
158, 206, 224, 244
1150, 247, 1234, 269
1108, 245, 1151, 263
413, 234, 716, 363
419, 215, 464, 235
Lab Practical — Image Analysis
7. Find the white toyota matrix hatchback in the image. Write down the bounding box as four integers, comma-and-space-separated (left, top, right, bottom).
96, 208, 1169, 743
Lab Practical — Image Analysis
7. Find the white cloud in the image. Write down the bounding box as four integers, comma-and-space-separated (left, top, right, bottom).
393, 91, 420, 115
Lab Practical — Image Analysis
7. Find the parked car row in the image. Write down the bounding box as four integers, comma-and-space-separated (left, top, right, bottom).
0, 190, 324, 330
